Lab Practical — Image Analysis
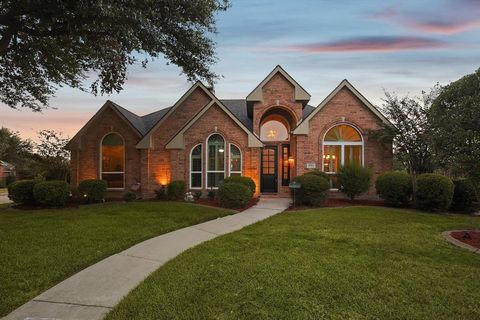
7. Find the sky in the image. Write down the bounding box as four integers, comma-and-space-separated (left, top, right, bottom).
1, 0, 479, 141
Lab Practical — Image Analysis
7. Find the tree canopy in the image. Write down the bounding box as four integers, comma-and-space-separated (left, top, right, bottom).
430, 68, 480, 190
374, 89, 438, 177
0, 0, 229, 111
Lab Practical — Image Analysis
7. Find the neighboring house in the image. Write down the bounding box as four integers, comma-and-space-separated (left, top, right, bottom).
0, 160, 15, 180
66, 66, 392, 199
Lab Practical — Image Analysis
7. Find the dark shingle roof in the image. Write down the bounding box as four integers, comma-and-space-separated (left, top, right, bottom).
303, 104, 316, 120
108, 99, 314, 137
109, 101, 147, 135
109, 100, 172, 135
220, 99, 253, 131
141, 107, 172, 132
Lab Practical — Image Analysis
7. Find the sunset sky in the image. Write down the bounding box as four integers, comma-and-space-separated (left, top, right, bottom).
2, 0, 479, 141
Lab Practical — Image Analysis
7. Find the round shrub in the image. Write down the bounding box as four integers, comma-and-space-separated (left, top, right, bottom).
415, 173, 454, 212
304, 169, 329, 181
123, 191, 137, 202
376, 171, 412, 207
217, 182, 251, 208
450, 180, 478, 213
78, 179, 107, 204
167, 180, 186, 200
291, 174, 330, 206
337, 164, 372, 200
223, 176, 256, 196
33, 180, 70, 206
8, 180, 37, 204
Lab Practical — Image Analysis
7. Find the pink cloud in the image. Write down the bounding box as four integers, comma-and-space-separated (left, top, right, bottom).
266, 37, 450, 53
406, 20, 480, 35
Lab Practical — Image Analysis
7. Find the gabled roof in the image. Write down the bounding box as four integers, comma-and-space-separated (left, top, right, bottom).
220, 99, 253, 131
66, 100, 145, 150
137, 82, 263, 149
293, 79, 391, 135
246, 65, 311, 103
165, 99, 263, 149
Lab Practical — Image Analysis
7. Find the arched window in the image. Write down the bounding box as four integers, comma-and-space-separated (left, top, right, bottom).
260, 120, 289, 141
323, 124, 363, 188
207, 134, 225, 188
101, 133, 124, 189
229, 144, 242, 176
190, 144, 202, 189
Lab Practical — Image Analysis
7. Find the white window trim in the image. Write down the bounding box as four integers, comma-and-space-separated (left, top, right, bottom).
321, 124, 364, 190
189, 143, 203, 189
229, 143, 242, 176
99, 132, 125, 190
206, 133, 226, 189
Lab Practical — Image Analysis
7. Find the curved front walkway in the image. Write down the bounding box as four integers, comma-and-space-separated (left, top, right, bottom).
4, 198, 290, 320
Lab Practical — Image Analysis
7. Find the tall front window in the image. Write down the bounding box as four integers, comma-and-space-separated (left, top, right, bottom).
229, 144, 242, 176
190, 144, 202, 189
101, 133, 124, 189
207, 134, 225, 188
323, 124, 363, 188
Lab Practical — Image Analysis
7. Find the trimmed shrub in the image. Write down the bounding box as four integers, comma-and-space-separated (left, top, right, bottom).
375, 171, 412, 207
167, 180, 186, 200
223, 176, 256, 196
208, 189, 216, 200
123, 191, 137, 202
6, 175, 16, 186
415, 173, 454, 212
337, 164, 371, 200
450, 180, 478, 213
33, 181, 70, 206
0, 179, 5, 188
78, 179, 107, 204
217, 182, 251, 208
8, 180, 37, 204
304, 169, 329, 181
154, 186, 166, 200
291, 174, 330, 206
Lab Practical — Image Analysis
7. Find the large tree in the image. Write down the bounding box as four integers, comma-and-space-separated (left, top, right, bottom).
373, 89, 439, 193
429, 68, 480, 195
0, 0, 229, 111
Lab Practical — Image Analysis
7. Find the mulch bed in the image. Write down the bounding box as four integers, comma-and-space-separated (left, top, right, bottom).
450, 231, 480, 249
195, 197, 259, 211
286, 198, 385, 211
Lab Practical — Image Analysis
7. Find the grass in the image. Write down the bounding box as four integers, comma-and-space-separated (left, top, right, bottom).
0, 201, 232, 317
106, 207, 480, 320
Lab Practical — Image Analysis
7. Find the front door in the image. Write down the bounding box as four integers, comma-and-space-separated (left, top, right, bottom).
261, 146, 278, 193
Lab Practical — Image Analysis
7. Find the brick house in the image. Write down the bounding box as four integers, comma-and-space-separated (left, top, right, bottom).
66, 66, 392, 199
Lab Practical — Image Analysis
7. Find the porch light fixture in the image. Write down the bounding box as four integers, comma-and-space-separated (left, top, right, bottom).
323, 154, 336, 160
288, 156, 294, 164
219, 148, 224, 153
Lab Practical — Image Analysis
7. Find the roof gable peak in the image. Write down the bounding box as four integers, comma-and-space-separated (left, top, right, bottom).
246, 65, 311, 102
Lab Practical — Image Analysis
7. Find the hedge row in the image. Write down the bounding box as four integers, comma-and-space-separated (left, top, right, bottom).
8, 180, 70, 206
376, 171, 477, 213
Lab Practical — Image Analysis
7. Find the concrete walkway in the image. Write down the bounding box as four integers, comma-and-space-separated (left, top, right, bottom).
4, 197, 290, 320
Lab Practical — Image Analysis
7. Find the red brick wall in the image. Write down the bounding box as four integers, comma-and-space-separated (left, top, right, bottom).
182, 103, 260, 194
143, 87, 212, 197
69, 106, 142, 197
252, 73, 303, 135
295, 87, 393, 197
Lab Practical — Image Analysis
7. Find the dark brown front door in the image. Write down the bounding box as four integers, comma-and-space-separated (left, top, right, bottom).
261, 146, 278, 193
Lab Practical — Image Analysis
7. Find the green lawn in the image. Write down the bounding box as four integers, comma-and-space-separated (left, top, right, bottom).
107, 207, 480, 320
0, 201, 232, 317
